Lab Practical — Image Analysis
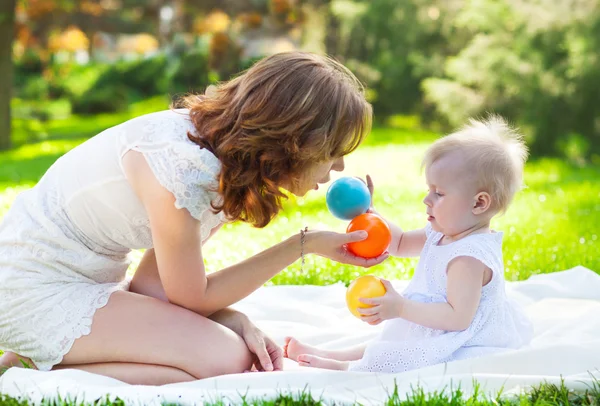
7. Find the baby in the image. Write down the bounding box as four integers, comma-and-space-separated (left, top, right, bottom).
284, 115, 534, 373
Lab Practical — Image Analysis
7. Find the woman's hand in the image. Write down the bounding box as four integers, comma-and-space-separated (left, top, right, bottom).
240, 319, 284, 372
210, 308, 283, 372
306, 229, 389, 268
305, 174, 389, 267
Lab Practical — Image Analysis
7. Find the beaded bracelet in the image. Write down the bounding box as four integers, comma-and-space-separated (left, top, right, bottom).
300, 226, 308, 272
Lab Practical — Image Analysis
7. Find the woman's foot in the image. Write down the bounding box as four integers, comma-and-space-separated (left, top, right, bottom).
297, 354, 348, 371
0, 352, 36, 374
283, 337, 326, 361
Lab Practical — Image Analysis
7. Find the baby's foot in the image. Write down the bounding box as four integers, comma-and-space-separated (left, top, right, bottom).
297, 354, 348, 371
283, 337, 325, 361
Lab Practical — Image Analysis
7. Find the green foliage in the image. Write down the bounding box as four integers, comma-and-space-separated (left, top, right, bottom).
71, 84, 128, 115
19, 76, 49, 100
0, 377, 598, 405
169, 49, 212, 94
2, 110, 598, 283
421, 0, 600, 158
14, 49, 43, 76
16, 50, 214, 115
70, 56, 169, 114
10, 0, 600, 159
238, 56, 265, 73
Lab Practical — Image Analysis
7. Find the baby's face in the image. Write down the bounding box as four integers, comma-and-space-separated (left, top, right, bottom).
423, 154, 479, 236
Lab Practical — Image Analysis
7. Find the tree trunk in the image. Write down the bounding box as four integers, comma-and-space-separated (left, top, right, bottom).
324, 3, 341, 58
0, 0, 16, 151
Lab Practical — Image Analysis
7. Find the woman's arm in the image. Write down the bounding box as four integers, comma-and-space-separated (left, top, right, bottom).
123, 151, 386, 317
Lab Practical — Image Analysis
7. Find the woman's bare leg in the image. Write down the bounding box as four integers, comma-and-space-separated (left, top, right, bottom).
4, 247, 251, 384
0, 352, 36, 372
60, 248, 253, 382
60, 291, 253, 381
53, 362, 195, 385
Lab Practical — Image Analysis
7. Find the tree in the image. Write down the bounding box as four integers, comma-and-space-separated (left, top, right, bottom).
0, 0, 16, 150
422, 0, 600, 158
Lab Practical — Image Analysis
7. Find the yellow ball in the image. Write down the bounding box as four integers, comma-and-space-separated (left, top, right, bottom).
346, 275, 386, 318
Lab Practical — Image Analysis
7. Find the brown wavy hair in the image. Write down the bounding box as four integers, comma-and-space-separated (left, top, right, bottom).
177, 52, 372, 228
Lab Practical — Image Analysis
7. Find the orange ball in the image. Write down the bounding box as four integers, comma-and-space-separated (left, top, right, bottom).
346, 213, 391, 258
346, 275, 386, 318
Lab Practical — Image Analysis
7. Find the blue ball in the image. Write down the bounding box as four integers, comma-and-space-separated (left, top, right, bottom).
326, 177, 371, 220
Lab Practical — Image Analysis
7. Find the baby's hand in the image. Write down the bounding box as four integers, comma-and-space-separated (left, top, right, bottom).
357, 279, 404, 325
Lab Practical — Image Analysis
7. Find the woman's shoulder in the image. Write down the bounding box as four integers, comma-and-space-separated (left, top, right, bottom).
119, 108, 220, 168
121, 109, 223, 222
121, 108, 194, 141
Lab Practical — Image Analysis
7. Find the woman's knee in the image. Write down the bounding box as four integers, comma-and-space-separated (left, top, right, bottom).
188, 334, 253, 379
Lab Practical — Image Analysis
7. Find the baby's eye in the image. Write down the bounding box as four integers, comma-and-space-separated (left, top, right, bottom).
435, 192, 443, 197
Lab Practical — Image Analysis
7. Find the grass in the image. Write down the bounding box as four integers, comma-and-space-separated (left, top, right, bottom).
1, 99, 598, 284
0, 99, 599, 405
0, 378, 599, 405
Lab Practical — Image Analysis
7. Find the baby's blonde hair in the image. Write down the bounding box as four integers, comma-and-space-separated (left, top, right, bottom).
422, 115, 528, 213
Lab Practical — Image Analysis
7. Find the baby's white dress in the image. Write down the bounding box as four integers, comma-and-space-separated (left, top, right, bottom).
0, 109, 225, 370
348, 223, 533, 373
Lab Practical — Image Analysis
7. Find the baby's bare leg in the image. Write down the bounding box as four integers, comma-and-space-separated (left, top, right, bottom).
297, 354, 350, 370
283, 337, 366, 362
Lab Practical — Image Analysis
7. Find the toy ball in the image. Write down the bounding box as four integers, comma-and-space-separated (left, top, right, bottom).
346, 275, 387, 318
346, 213, 392, 258
326, 177, 371, 220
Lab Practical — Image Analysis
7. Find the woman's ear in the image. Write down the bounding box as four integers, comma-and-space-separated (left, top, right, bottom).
472, 192, 492, 215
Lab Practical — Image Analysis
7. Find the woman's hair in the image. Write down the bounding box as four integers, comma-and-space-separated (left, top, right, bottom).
422, 115, 529, 214
177, 52, 372, 228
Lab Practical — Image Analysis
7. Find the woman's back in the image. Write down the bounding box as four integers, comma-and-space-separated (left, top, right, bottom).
0, 110, 226, 370
0, 109, 224, 266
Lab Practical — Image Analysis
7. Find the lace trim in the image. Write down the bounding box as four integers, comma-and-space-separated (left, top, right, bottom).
32, 281, 129, 371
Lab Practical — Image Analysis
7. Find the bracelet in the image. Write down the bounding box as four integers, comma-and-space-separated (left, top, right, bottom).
300, 226, 308, 272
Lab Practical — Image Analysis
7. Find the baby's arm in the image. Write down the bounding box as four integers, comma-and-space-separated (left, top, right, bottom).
389, 227, 427, 257
365, 176, 426, 257
398, 256, 487, 331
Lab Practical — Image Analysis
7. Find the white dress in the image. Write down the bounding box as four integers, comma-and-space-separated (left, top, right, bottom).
0, 109, 226, 371
348, 223, 533, 373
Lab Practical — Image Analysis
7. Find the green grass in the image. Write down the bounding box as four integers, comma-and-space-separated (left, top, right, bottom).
1, 100, 599, 405
0, 377, 599, 405
0, 99, 598, 285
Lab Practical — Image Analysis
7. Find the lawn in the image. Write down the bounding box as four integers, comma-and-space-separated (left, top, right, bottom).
2, 97, 598, 285
0, 98, 599, 405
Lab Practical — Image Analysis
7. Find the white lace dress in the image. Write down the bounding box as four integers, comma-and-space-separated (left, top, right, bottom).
348, 223, 533, 373
0, 109, 225, 371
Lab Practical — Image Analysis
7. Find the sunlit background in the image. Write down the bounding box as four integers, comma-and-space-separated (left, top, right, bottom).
0, 0, 598, 286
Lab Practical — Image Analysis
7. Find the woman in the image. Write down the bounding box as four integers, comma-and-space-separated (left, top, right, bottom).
0, 52, 387, 384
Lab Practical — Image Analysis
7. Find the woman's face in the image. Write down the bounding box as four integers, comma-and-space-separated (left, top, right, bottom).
288, 157, 345, 196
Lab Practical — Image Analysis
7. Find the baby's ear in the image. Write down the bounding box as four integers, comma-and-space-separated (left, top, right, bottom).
472, 192, 492, 215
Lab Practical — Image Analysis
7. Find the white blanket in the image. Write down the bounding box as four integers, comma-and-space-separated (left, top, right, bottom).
1, 266, 599, 405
